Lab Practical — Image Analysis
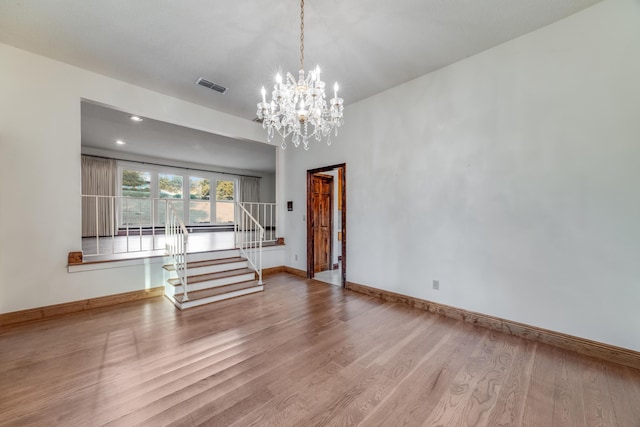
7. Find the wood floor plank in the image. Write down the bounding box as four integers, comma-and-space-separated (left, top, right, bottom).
324, 319, 481, 427
485, 338, 537, 426
1, 272, 639, 427
603, 364, 640, 427
406, 330, 511, 427
551, 350, 587, 427
269, 313, 441, 427
521, 345, 562, 427
229, 304, 424, 427
580, 359, 619, 427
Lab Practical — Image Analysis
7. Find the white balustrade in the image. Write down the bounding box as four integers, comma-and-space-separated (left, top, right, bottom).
165, 200, 189, 301
234, 202, 265, 285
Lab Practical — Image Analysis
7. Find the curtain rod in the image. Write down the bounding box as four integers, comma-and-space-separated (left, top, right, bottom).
82, 154, 263, 179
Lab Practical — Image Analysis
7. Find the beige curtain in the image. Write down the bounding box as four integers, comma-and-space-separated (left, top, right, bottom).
239, 176, 260, 202
82, 156, 117, 237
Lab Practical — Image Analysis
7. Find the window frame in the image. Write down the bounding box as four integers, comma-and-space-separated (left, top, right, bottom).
117, 161, 237, 227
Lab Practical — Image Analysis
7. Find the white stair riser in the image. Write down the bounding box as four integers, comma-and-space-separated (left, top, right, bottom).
169, 286, 264, 310
185, 249, 240, 263
166, 261, 249, 278
172, 272, 256, 294
164, 283, 177, 297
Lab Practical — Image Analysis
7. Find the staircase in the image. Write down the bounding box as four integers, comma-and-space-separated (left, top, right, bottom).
163, 249, 264, 310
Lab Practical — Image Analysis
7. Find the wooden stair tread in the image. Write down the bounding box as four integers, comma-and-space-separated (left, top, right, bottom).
167, 267, 255, 286
163, 256, 246, 271
174, 280, 260, 302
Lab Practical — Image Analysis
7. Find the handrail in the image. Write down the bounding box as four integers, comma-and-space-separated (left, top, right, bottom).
239, 202, 277, 242
235, 202, 264, 285
165, 201, 189, 301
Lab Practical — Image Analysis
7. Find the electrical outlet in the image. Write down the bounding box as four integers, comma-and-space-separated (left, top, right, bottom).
433, 280, 440, 290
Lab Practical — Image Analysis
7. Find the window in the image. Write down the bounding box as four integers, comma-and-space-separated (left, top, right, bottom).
159, 174, 183, 199
121, 169, 151, 226
159, 173, 184, 223
117, 162, 238, 227
121, 169, 151, 197
216, 179, 235, 224
189, 176, 211, 224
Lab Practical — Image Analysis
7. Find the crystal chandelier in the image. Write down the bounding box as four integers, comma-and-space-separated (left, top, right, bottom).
257, 0, 344, 150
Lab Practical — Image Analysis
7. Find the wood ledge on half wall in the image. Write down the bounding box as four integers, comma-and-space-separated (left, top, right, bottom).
344, 280, 640, 372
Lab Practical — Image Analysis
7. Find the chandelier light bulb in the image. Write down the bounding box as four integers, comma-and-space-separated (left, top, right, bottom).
256, 0, 344, 150
297, 99, 308, 120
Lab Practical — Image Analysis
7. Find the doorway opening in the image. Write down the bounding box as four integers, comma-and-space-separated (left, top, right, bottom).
307, 163, 346, 287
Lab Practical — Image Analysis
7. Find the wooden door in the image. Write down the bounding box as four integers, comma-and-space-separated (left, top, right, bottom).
312, 174, 332, 273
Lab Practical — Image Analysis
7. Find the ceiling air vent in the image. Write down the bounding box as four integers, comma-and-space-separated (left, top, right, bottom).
195, 77, 227, 94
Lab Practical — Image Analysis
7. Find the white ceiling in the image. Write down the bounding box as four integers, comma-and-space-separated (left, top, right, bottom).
0, 0, 601, 120
81, 101, 276, 173
1, 0, 601, 172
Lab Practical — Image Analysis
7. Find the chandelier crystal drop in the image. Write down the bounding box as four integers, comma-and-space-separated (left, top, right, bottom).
257, 0, 344, 150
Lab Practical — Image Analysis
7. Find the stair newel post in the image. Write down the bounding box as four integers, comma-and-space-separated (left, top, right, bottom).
110, 196, 115, 254
182, 232, 189, 302
95, 195, 100, 255
258, 228, 263, 285
234, 201, 238, 249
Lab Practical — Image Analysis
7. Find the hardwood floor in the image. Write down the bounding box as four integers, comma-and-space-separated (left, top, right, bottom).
1, 273, 639, 426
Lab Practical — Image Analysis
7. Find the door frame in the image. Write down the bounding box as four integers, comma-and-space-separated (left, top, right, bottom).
311, 173, 333, 273
306, 163, 347, 287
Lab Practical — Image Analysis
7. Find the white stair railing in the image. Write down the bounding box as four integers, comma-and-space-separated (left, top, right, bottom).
239, 202, 277, 242
82, 195, 173, 257
235, 202, 264, 285
165, 201, 189, 301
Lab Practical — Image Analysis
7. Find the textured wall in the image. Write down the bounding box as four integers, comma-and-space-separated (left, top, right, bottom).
281, 0, 640, 351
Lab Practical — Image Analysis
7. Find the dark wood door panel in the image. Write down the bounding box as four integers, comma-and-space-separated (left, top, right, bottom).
312, 174, 332, 273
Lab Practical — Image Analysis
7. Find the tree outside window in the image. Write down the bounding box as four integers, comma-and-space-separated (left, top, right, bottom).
159, 174, 183, 198
121, 170, 151, 225
216, 180, 235, 223
121, 170, 150, 197
189, 177, 211, 223
216, 180, 234, 201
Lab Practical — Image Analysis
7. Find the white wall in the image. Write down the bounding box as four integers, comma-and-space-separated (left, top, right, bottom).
282, 0, 640, 351
259, 172, 276, 203
0, 42, 274, 313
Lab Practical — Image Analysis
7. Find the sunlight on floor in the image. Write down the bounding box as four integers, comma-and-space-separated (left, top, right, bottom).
313, 267, 342, 286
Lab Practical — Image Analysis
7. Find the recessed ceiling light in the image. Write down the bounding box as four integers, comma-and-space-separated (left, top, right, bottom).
130, 115, 143, 122
116, 139, 126, 145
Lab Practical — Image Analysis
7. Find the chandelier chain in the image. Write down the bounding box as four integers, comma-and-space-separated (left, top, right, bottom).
300, 0, 304, 70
